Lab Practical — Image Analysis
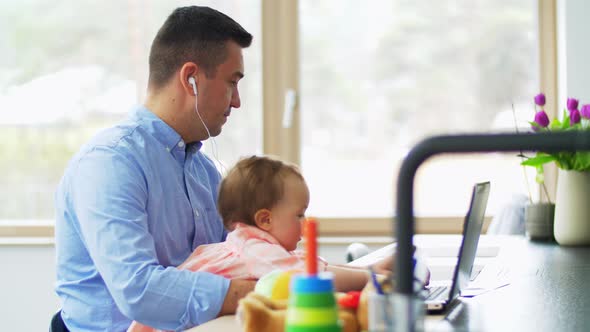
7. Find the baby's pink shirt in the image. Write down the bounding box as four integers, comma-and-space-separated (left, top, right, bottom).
128, 223, 327, 332
179, 222, 327, 278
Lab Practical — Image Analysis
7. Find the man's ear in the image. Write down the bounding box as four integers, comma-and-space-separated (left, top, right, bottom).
254, 209, 273, 231
179, 62, 199, 95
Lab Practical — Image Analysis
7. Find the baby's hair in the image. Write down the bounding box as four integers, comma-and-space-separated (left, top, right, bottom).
217, 155, 304, 230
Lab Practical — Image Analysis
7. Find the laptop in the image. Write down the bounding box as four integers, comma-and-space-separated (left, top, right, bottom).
422, 181, 491, 313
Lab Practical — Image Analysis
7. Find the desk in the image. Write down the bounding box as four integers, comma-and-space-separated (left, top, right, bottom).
442, 235, 590, 331
189, 235, 590, 331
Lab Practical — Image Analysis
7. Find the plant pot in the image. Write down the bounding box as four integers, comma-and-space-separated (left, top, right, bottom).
524, 203, 555, 241
554, 169, 590, 246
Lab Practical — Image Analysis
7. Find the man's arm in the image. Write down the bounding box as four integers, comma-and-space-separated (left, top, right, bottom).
217, 279, 257, 316
70, 147, 229, 330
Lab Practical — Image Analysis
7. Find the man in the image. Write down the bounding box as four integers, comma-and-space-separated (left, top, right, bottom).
54, 6, 255, 331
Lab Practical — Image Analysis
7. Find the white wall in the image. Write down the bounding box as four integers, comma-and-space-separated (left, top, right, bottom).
1, 243, 59, 332
558, 0, 590, 105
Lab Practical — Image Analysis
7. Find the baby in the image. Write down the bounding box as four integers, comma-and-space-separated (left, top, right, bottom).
128, 155, 392, 331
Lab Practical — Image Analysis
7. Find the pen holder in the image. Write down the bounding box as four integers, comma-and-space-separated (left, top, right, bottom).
393, 293, 425, 332
285, 273, 342, 332
524, 203, 555, 241
369, 293, 424, 332
368, 293, 393, 332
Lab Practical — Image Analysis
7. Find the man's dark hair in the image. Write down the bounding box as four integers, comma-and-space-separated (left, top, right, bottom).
148, 6, 253, 89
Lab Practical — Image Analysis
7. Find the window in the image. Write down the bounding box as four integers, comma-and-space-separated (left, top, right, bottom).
0, 0, 261, 222
2, 0, 552, 236
299, 0, 540, 218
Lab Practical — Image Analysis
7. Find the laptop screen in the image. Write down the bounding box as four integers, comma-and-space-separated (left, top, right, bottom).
447, 181, 491, 301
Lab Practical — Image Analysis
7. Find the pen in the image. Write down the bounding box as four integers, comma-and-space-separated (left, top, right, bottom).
368, 265, 384, 295
368, 265, 392, 329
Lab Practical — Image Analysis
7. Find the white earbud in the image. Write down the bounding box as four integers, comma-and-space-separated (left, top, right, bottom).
188, 76, 197, 96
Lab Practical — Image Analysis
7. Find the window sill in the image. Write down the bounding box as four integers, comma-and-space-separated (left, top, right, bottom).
0, 237, 54, 246
0, 217, 492, 241
318, 217, 492, 237
0, 219, 54, 238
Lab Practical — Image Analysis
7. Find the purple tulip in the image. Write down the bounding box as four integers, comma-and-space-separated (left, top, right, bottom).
534, 93, 546, 106
567, 98, 579, 111
570, 109, 581, 125
534, 110, 550, 128
581, 104, 590, 119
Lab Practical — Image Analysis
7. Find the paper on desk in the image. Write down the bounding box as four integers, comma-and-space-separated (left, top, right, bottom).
460, 262, 510, 298
460, 283, 509, 297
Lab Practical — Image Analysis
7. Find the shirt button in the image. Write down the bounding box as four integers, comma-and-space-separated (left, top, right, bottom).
178, 141, 185, 148
194, 209, 200, 217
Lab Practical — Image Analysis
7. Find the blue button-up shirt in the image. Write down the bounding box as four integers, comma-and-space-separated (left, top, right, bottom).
55, 106, 230, 331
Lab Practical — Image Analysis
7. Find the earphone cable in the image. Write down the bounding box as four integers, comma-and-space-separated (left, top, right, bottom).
194, 101, 227, 174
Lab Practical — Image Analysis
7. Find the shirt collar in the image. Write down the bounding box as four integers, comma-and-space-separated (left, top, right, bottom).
131, 105, 203, 152
231, 223, 282, 245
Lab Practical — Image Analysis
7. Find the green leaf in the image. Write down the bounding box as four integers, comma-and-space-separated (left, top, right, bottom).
549, 118, 561, 130
573, 152, 590, 171
560, 110, 571, 130
554, 152, 574, 169
521, 154, 556, 167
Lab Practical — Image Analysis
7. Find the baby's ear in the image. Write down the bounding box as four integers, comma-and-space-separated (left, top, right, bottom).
254, 209, 272, 231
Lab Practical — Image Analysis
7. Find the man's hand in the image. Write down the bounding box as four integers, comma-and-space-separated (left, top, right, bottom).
371, 254, 395, 276
218, 279, 257, 317
370, 245, 430, 287
370, 245, 415, 275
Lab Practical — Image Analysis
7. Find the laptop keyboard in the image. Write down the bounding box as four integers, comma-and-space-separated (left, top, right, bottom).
425, 285, 448, 301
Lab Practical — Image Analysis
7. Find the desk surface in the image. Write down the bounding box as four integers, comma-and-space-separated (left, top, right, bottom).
447, 236, 590, 331
189, 235, 590, 332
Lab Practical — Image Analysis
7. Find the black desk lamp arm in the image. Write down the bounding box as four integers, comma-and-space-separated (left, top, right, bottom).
395, 131, 590, 295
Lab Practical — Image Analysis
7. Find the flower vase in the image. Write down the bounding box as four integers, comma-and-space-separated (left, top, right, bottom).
554, 169, 590, 246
